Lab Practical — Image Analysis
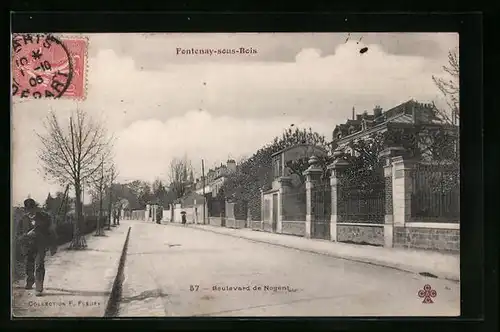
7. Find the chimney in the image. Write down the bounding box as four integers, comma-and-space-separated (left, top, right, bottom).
412, 102, 418, 124
226, 159, 236, 173
352, 107, 355, 120
373, 106, 383, 122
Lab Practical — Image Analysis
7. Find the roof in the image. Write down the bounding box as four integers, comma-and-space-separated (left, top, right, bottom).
271, 144, 328, 158
331, 100, 444, 144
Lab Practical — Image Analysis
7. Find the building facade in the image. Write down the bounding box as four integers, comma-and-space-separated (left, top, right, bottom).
195, 159, 237, 197
262, 144, 329, 234
330, 100, 455, 157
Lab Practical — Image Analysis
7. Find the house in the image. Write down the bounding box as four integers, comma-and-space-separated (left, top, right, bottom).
262, 144, 328, 234
271, 144, 328, 188
195, 159, 237, 197
330, 100, 456, 159
325, 100, 460, 250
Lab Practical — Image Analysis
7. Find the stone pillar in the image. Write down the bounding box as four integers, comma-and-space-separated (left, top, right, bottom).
146, 204, 150, 222
379, 146, 406, 248
278, 176, 292, 234
327, 150, 350, 242
392, 155, 416, 227
303, 156, 323, 239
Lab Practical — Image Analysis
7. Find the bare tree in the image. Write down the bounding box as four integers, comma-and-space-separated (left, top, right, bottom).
89, 155, 111, 236
37, 108, 112, 249
168, 156, 193, 200
432, 47, 459, 125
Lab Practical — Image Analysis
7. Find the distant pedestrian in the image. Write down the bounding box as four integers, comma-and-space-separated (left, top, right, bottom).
181, 212, 187, 225
17, 198, 58, 297
156, 209, 162, 224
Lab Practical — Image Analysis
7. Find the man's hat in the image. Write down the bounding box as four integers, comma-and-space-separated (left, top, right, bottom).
24, 198, 37, 209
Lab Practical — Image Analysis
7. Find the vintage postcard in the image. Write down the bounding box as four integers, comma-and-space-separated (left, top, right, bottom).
11, 32, 460, 317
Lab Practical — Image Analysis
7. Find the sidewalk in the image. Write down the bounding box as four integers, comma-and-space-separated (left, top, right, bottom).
12, 222, 130, 317
167, 222, 460, 282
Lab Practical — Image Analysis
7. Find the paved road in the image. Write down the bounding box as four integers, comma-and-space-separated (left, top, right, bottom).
118, 220, 460, 317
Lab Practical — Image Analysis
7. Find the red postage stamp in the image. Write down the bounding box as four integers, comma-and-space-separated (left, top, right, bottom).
11, 34, 88, 100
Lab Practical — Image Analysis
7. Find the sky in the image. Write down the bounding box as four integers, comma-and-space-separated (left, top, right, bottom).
11, 32, 459, 206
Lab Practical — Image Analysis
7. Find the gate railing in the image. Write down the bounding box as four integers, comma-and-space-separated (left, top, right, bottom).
312, 186, 331, 222
339, 173, 386, 224
411, 162, 460, 221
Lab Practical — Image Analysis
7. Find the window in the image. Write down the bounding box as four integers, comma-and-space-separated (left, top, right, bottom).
273, 156, 281, 178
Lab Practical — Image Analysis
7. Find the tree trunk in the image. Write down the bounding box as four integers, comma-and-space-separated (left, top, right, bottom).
69, 183, 88, 249
107, 190, 113, 230
95, 186, 105, 236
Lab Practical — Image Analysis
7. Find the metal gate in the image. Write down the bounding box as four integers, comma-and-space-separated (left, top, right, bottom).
311, 185, 331, 240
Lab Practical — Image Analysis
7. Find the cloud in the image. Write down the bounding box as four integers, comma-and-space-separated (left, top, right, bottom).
11, 33, 458, 206
88, 32, 458, 67
114, 110, 334, 184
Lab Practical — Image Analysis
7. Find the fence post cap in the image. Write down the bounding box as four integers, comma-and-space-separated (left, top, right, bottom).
391, 155, 418, 166
303, 156, 323, 176
278, 176, 293, 184
327, 150, 350, 170
332, 148, 344, 159
379, 146, 407, 158
308, 155, 319, 166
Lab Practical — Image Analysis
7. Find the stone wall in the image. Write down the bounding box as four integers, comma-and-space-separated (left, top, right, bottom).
250, 220, 263, 230
394, 226, 460, 252
131, 210, 146, 220
337, 224, 384, 246
263, 222, 273, 232
162, 209, 170, 222
225, 218, 235, 228
209, 217, 222, 226
225, 218, 247, 229
281, 221, 306, 237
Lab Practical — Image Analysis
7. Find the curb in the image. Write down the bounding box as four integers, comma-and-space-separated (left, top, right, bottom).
166, 222, 460, 283
103, 226, 132, 318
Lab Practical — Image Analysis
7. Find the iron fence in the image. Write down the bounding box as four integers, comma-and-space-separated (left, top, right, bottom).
340, 176, 386, 224
411, 162, 460, 221
312, 186, 331, 219
311, 185, 331, 239
208, 198, 225, 217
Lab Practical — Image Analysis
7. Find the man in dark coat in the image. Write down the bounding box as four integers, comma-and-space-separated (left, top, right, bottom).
17, 198, 58, 296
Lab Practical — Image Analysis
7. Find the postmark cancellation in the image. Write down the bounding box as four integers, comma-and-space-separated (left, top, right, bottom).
11, 33, 88, 100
